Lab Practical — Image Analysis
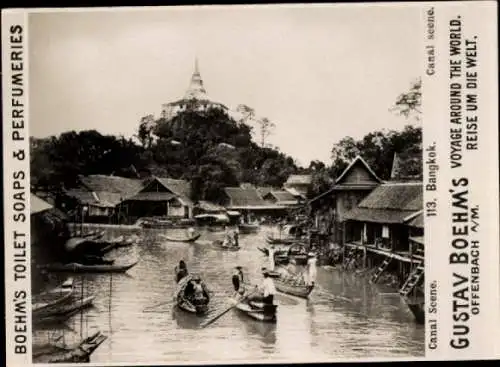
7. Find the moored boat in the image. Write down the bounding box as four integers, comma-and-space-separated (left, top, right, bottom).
230, 294, 277, 323
175, 275, 210, 315
33, 278, 74, 315
211, 240, 240, 251
274, 277, 314, 299
266, 236, 298, 245
34, 295, 95, 320
160, 233, 201, 243
40, 261, 138, 273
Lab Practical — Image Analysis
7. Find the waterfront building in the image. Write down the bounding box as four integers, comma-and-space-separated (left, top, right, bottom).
123, 176, 193, 221
341, 181, 423, 289
222, 187, 288, 222
308, 155, 381, 243
161, 58, 228, 120
60, 175, 144, 223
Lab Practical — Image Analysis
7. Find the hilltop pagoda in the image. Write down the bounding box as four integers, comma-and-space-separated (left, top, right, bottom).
161, 58, 228, 120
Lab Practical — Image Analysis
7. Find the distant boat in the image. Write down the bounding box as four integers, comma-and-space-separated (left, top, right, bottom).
229, 293, 277, 323
211, 240, 240, 251
160, 233, 201, 243
175, 275, 210, 315
40, 261, 138, 273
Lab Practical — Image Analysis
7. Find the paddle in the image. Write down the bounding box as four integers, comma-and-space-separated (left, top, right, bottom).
199, 288, 259, 329
142, 301, 171, 313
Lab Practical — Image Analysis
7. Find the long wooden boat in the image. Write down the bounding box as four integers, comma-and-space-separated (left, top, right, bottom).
274, 278, 315, 299
33, 278, 74, 315
230, 294, 277, 323
258, 246, 308, 265
174, 275, 210, 315
239, 223, 260, 234
160, 233, 201, 243
211, 240, 240, 251
34, 295, 95, 320
33, 331, 107, 363
40, 261, 138, 273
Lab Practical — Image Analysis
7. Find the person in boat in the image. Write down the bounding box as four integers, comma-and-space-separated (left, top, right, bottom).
190, 275, 207, 305
186, 227, 196, 239
233, 226, 239, 247
268, 245, 276, 272
248, 269, 276, 306
175, 260, 189, 283
232, 266, 245, 295
306, 252, 318, 286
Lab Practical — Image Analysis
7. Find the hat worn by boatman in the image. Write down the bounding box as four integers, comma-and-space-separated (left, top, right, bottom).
235, 266, 243, 270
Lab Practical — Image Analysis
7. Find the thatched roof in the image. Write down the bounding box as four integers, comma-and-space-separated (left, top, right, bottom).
264, 190, 299, 205
196, 200, 226, 213
343, 182, 423, 224
127, 191, 176, 202
64, 189, 121, 208
256, 186, 274, 198
405, 210, 424, 228
31, 194, 53, 215
285, 174, 312, 186
79, 175, 144, 198
224, 187, 268, 207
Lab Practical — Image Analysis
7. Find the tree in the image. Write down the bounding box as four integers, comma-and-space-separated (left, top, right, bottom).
391, 78, 422, 122
256, 117, 276, 147
137, 114, 157, 148
236, 104, 275, 147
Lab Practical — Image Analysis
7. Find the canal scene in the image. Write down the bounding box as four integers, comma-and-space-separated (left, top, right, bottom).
28, 5, 425, 364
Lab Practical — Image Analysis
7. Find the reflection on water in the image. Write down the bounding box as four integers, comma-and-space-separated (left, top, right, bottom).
33, 226, 424, 363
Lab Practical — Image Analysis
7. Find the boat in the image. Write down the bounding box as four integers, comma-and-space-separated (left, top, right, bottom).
238, 223, 260, 234
266, 236, 298, 245
174, 275, 210, 315
33, 278, 74, 315
33, 331, 107, 363
40, 261, 138, 273
274, 277, 315, 299
405, 298, 425, 324
211, 240, 240, 251
259, 244, 308, 265
230, 294, 277, 323
34, 295, 95, 320
160, 233, 201, 243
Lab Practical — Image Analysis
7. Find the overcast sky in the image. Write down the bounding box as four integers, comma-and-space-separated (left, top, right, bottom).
29, 4, 422, 166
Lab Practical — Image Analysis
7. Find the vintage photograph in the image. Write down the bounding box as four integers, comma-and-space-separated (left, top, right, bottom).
28, 5, 425, 363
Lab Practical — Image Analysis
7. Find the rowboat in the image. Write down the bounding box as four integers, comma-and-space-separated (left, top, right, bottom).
33, 331, 107, 363
33, 278, 74, 315
211, 240, 240, 251
239, 223, 260, 234
274, 277, 315, 299
175, 275, 210, 315
230, 294, 277, 323
40, 261, 138, 273
160, 233, 201, 243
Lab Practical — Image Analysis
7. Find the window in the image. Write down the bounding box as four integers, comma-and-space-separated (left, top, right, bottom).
382, 225, 389, 239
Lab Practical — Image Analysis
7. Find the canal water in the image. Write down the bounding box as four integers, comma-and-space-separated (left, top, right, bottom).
33, 226, 424, 363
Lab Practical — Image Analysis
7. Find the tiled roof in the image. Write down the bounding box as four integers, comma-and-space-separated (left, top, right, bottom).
156, 177, 193, 206
224, 187, 268, 207
127, 191, 176, 202
79, 175, 144, 199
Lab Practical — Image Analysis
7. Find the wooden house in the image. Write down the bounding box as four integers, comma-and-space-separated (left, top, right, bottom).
341, 182, 423, 287
59, 175, 143, 223
308, 156, 381, 242
124, 177, 194, 221
222, 187, 288, 222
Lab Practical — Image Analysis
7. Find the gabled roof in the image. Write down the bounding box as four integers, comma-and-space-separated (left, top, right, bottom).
256, 186, 274, 198
155, 177, 193, 206
405, 210, 424, 228
285, 174, 312, 186
343, 182, 423, 224
284, 187, 307, 199
31, 194, 53, 215
335, 155, 382, 185
224, 187, 268, 207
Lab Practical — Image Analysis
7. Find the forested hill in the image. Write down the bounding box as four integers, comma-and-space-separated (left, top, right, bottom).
30, 108, 299, 202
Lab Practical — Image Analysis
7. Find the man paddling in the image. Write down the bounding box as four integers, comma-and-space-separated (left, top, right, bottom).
232, 266, 245, 295
248, 269, 276, 306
